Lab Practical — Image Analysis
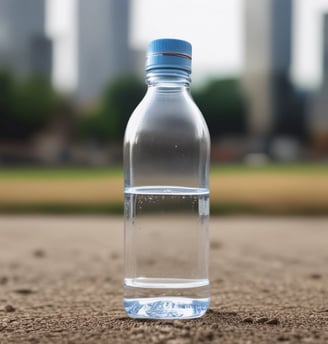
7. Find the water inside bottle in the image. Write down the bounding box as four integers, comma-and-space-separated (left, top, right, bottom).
124, 186, 210, 319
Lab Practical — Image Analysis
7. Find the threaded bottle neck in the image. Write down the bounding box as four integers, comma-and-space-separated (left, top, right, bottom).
145, 68, 191, 87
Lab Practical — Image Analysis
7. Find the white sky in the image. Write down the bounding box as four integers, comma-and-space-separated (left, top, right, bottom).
130, 0, 242, 83
46, 0, 328, 91
292, 0, 328, 88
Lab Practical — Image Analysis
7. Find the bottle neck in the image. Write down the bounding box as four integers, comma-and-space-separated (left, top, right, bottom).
145, 68, 191, 88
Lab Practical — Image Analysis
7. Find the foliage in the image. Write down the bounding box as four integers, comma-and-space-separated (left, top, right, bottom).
79, 76, 247, 143
192, 78, 247, 137
78, 105, 118, 143
78, 75, 145, 142
103, 75, 146, 140
0, 70, 60, 139
1, 70, 246, 142
271, 74, 308, 140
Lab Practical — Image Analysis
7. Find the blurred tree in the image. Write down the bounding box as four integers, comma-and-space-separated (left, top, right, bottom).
192, 78, 246, 138
103, 75, 146, 140
78, 75, 145, 143
0, 70, 13, 111
0, 70, 61, 139
271, 74, 308, 141
0, 70, 16, 137
78, 76, 246, 143
78, 104, 118, 143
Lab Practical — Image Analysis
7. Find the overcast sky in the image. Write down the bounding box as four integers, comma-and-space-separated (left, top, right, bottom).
130, 0, 242, 83
131, 0, 328, 89
47, 0, 328, 91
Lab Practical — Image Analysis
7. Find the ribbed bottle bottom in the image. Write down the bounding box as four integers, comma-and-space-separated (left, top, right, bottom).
124, 297, 209, 319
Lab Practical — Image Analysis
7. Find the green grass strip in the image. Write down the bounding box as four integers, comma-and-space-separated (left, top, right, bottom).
0, 167, 122, 179
0, 163, 327, 180
0, 202, 327, 216
211, 163, 328, 175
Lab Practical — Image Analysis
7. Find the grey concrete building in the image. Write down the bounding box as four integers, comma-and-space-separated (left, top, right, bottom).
242, 0, 293, 141
76, 0, 134, 102
0, 0, 134, 102
309, 14, 328, 150
0, 0, 52, 78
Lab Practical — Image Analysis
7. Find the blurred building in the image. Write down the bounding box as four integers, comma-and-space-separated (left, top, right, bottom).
0, 0, 137, 103
0, 0, 52, 78
309, 13, 328, 152
76, 0, 135, 102
242, 0, 298, 147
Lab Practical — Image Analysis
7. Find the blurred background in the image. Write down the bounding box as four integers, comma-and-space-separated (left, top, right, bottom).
0, 0, 327, 215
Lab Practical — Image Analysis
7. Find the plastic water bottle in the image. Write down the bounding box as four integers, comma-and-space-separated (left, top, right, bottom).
123, 38, 210, 319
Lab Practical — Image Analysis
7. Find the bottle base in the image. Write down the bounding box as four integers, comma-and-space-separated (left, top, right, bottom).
124, 297, 209, 319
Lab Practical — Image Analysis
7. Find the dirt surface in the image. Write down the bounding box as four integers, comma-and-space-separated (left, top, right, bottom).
0, 216, 327, 343
1, 174, 328, 213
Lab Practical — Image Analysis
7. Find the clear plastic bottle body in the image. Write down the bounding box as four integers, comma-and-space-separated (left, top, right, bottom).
123, 70, 210, 319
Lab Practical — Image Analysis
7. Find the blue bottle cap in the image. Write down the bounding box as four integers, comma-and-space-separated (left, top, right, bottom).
146, 38, 192, 73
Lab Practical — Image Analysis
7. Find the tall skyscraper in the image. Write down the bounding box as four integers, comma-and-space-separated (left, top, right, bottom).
242, 0, 293, 141
76, 0, 133, 101
322, 14, 328, 88
310, 14, 328, 149
1, 0, 134, 102
0, 0, 52, 78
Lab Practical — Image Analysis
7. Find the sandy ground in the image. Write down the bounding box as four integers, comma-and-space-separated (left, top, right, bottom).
1, 174, 328, 212
0, 216, 327, 343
